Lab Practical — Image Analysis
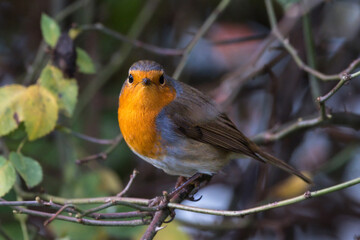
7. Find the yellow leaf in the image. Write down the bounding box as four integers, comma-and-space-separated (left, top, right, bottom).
39, 65, 78, 116
270, 171, 312, 199
22, 85, 58, 141
0, 84, 26, 136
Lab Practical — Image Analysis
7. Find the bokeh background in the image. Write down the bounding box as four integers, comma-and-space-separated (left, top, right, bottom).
1, 0, 360, 239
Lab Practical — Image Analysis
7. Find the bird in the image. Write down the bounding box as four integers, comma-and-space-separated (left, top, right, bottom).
118, 60, 311, 184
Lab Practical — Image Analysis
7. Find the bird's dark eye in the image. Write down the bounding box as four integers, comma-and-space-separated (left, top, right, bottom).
159, 74, 165, 85
128, 74, 134, 83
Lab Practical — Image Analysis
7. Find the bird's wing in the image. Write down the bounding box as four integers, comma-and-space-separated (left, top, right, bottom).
161, 99, 260, 159
160, 79, 311, 183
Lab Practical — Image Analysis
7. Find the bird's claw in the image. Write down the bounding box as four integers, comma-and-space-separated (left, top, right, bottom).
187, 194, 203, 202
163, 210, 176, 223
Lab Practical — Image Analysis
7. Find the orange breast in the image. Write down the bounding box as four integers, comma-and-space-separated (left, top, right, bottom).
118, 80, 176, 159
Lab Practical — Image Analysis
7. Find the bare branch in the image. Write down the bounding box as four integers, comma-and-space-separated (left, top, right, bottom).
76, 134, 122, 164
13, 207, 147, 226
252, 112, 360, 145
62, 127, 118, 145
80, 24, 183, 56
4, 176, 360, 227
265, 0, 360, 82
117, 169, 139, 197
166, 177, 360, 217
172, 0, 232, 79
43, 204, 72, 226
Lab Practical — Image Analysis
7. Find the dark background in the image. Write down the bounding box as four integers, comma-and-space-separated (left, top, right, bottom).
1, 0, 360, 239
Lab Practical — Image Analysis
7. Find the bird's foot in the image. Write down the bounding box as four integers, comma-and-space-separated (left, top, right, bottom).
148, 191, 176, 223
148, 191, 170, 210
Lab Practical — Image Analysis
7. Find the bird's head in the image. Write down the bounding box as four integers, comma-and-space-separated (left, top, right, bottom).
120, 60, 176, 109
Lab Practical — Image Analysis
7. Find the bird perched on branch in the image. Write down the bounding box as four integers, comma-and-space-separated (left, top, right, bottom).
118, 60, 311, 184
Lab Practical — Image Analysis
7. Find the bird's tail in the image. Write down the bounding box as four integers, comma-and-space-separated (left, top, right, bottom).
253, 146, 312, 184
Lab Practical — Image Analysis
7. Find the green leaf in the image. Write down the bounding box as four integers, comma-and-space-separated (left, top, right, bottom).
41, 13, 61, 47
76, 47, 95, 74
39, 65, 78, 116
22, 85, 58, 141
0, 156, 16, 197
0, 84, 26, 136
9, 152, 43, 188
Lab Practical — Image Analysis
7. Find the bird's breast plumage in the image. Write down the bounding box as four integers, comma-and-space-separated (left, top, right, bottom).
118, 79, 176, 159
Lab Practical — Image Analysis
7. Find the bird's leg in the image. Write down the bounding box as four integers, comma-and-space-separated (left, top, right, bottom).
186, 174, 212, 201
168, 173, 212, 201
167, 173, 203, 199
148, 173, 211, 210
175, 176, 187, 189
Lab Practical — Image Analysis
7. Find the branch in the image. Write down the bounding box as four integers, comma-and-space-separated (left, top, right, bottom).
166, 177, 360, 217
56, 126, 118, 145
252, 111, 360, 145
6, 177, 360, 227
214, 1, 323, 106
172, 0, 232, 79
76, 134, 122, 164
79, 170, 139, 218
265, 0, 360, 82
80, 23, 183, 56
117, 169, 139, 197
43, 204, 72, 226
141, 174, 211, 240
0, 198, 150, 220
13, 207, 147, 227
74, 0, 161, 121
212, 32, 267, 45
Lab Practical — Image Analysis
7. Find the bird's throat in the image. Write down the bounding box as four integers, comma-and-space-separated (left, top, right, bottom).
118, 83, 176, 158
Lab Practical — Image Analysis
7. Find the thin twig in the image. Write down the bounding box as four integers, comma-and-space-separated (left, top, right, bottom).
79, 170, 139, 218
141, 175, 210, 240
43, 204, 72, 226
76, 134, 122, 164
57, 126, 119, 145
214, 1, 323, 106
252, 111, 360, 145
76, 201, 113, 218
13, 207, 147, 226
73, 0, 161, 121
80, 23, 183, 56
172, 0, 232, 79
117, 169, 139, 197
317, 74, 351, 104
6, 176, 360, 221
252, 115, 322, 144
212, 33, 267, 45
166, 177, 360, 217
265, 0, 360, 82
0, 198, 150, 220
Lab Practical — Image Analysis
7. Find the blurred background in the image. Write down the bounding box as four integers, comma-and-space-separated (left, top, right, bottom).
1, 0, 360, 239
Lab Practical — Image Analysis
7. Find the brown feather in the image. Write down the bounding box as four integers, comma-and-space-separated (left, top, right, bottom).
163, 79, 311, 183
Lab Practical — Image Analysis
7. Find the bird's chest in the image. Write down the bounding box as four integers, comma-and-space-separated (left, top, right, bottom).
118, 103, 163, 159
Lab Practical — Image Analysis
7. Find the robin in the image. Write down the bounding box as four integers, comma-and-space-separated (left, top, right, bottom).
118, 60, 311, 185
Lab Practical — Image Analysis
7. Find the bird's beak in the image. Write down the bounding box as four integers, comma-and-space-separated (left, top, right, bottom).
142, 78, 151, 86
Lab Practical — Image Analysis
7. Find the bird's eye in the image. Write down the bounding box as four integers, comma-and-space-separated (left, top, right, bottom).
159, 74, 165, 85
128, 74, 134, 84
